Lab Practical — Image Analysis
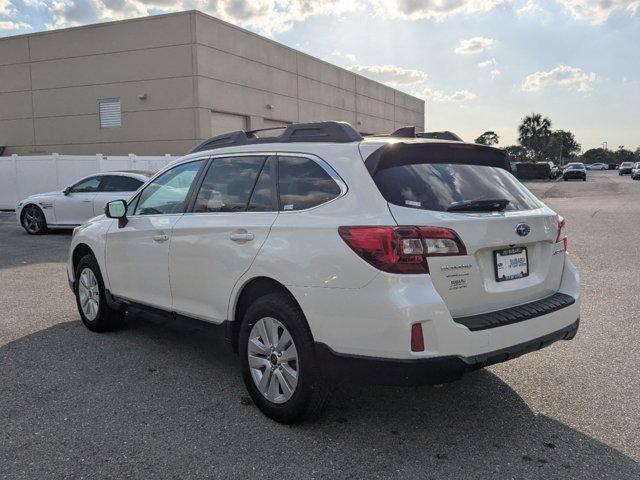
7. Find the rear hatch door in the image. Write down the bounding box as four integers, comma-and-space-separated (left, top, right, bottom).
366, 142, 566, 317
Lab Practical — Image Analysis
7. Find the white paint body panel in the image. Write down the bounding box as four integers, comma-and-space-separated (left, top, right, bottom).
169, 211, 278, 321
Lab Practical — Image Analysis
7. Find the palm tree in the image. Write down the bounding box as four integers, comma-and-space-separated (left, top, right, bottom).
518, 113, 552, 161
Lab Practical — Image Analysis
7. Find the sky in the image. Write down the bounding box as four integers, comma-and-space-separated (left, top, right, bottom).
1, 1, 639, 151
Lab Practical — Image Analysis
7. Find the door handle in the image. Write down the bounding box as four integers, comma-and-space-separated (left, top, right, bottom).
82, 200, 92, 203
229, 230, 255, 243
152, 233, 169, 243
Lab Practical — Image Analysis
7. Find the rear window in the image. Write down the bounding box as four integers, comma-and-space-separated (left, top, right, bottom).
373, 163, 540, 212
278, 156, 342, 211
568, 164, 584, 170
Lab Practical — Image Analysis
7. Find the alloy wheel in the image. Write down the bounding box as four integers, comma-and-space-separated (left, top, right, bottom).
78, 268, 100, 321
247, 317, 299, 404
23, 207, 43, 233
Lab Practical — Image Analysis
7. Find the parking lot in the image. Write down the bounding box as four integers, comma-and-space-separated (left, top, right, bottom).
0, 170, 638, 478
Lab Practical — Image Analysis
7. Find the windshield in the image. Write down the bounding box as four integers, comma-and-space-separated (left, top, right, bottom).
621, 163, 633, 167
372, 163, 540, 212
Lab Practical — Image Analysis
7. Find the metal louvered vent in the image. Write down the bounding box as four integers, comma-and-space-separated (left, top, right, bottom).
99, 99, 121, 128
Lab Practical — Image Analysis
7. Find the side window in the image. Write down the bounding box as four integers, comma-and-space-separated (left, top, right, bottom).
135, 160, 205, 215
278, 156, 342, 211
101, 175, 144, 192
193, 156, 265, 213
247, 157, 275, 212
71, 176, 103, 193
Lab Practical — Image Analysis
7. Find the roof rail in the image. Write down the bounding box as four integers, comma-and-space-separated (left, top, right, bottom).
189, 121, 363, 154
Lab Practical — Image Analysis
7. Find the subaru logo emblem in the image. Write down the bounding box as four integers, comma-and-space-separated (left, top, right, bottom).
515, 223, 530, 237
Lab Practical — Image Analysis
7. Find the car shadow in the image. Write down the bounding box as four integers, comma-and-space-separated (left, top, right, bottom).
0, 213, 72, 269
1, 311, 637, 479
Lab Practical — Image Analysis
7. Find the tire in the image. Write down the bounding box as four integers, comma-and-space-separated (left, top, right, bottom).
563, 178, 568, 181
238, 293, 330, 424
21, 204, 48, 235
583, 178, 586, 181
75, 254, 125, 332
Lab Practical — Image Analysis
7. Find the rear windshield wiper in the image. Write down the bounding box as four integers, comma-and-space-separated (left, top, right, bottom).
446, 198, 510, 212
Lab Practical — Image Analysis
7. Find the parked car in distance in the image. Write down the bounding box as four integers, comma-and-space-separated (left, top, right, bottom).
587, 163, 608, 170
619, 162, 634, 175
563, 162, 587, 181
17, 171, 153, 234
546, 161, 561, 179
67, 122, 580, 423
632, 162, 640, 180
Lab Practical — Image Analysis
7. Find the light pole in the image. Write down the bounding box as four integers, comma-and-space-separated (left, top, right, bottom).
602, 141, 608, 150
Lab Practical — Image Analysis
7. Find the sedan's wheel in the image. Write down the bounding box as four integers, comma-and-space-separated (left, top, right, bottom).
239, 293, 330, 423
75, 254, 125, 332
21, 205, 48, 235
248, 317, 299, 404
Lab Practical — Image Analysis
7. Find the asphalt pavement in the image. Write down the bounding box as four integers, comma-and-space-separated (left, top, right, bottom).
1, 170, 638, 479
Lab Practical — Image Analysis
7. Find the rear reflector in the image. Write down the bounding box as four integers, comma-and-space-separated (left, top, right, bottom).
338, 226, 466, 274
411, 323, 425, 352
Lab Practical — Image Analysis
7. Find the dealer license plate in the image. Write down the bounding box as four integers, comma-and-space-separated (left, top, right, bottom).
494, 247, 529, 282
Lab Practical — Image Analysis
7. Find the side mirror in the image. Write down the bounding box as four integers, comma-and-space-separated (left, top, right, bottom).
63, 186, 71, 196
105, 199, 128, 227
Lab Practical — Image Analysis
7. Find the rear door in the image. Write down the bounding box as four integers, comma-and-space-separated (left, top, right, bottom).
368, 144, 565, 317
169, 155, 278, 322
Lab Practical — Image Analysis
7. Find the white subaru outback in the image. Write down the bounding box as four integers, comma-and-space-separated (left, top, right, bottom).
67, 122, 580, 423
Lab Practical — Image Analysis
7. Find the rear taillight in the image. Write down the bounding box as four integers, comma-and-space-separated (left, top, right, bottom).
338, 226, 466, 274
556, 215, 567, 252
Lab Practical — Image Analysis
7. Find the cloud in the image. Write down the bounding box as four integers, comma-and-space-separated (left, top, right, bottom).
454, 36, 494, 54
0, 0, 15, 15
338, 53, 473, 102
554, 0, 640, 24
478, 58, 500, 78
478, 58, 497, 68
518, 0, 541, 14
522, 65, 596, 92
346, 62, 428, 87
0, 20, 32, 30
414, 86, 477, 102
44, 0, 364, 34
372, 0, 507, 20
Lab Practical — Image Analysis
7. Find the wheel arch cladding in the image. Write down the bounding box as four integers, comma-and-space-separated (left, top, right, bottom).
231, 277, 308, 353
72, 243, 96, 273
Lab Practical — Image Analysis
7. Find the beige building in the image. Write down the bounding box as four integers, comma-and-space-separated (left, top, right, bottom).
0, 10, 425, 156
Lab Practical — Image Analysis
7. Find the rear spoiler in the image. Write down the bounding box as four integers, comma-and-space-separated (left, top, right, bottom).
364, 142, 511, 176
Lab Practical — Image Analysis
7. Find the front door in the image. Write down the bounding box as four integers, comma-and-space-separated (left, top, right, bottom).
54, 175, 103, 224
105, 159, 206, 309
170, 155, 278, 322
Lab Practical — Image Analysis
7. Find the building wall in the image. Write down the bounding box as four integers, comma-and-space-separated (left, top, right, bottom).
0, 11, 424, 156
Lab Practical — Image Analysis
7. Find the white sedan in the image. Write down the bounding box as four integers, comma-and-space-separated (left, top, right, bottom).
586, 163, 608, 170
16, 171, 152, 234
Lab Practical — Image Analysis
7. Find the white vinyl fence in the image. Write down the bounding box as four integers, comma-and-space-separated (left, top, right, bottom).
0, 153, 178, 209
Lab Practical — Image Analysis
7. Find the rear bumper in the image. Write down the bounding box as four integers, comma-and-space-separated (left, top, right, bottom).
316, 318, 579, 386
